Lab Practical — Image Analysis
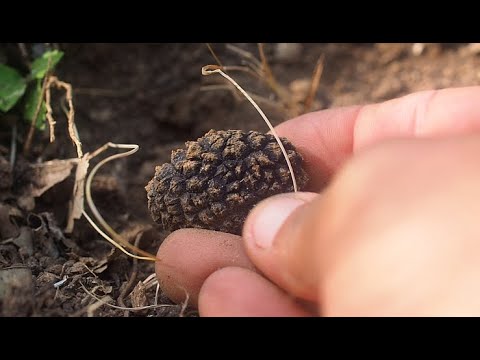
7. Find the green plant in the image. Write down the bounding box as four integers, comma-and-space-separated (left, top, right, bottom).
0, 49, 64, 131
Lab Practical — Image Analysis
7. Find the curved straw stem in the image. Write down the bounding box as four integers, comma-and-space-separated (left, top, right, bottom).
202, 65, 298, 192
84, 142, 157, 261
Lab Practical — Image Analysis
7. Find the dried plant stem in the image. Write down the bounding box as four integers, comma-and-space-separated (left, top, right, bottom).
142, 273, 158, 288
80, 282, 174, 312
84, 142, 157, 260
257, 43, 292, 110
205, 44, 261, 79
44, 80, 56, 143
9, 121, 17, 170
202, 65, 298, 192
221, 65, 262, 79
82, 211, 153, 261
304, 54, 325, 113
23, 72, 50, 156
45, 76, 82, 158
226, 44, 263, 74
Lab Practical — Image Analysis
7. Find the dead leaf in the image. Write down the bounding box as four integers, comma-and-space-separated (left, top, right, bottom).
28, 158, 78, 198
66, 154, 89, 233
130, 281, 148, 308
67, 256, 109, 276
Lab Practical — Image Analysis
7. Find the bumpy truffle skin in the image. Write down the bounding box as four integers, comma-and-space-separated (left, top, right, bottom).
145, 129, 309, 235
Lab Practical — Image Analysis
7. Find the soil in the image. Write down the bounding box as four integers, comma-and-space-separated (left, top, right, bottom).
1, 43, 480, 317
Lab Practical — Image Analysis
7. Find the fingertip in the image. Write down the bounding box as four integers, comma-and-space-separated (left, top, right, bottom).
243, 192, 317, 251
199, 267, 312, 317
242, 191, 320, 301
156, 228, 255, 306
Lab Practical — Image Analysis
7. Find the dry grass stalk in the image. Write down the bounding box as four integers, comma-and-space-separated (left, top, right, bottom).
45, 76, 82, 158
304, 54, 325, 113
202, 65, 299, 192
205, 43, 325, 118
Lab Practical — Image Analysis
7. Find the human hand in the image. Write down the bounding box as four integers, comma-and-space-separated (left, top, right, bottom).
154, 86, 480, 316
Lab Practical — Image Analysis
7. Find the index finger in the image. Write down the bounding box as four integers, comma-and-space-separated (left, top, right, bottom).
277, 86, 480, 189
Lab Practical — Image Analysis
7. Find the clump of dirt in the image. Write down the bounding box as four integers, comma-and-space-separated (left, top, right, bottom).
146, 129, 308, 235
1, 43, 480, 317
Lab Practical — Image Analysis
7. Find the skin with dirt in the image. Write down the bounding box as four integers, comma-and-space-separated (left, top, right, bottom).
1, 43, 479, 317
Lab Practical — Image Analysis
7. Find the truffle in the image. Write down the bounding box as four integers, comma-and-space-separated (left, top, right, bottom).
145, 129, 309, 235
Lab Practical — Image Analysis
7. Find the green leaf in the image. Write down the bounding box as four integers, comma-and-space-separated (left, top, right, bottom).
0, 64, 27, 112
24, 79, 46, 130
31, 50, 64, 80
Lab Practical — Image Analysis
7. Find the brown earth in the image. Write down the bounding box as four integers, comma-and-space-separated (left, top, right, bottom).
1, 43, 479, 317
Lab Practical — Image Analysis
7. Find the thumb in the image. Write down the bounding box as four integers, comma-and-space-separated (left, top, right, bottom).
242, 191, 325, 302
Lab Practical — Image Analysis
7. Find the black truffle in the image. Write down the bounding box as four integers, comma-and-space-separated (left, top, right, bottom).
145, 129, 309, 235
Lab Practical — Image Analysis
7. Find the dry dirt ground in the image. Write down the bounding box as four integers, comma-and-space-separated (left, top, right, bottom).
1, 43, 480, 317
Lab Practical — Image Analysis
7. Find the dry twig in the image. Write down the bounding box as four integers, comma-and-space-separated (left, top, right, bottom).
304, 54, 325, 113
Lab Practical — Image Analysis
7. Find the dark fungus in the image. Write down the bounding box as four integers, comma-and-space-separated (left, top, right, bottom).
145, 129, 309, 235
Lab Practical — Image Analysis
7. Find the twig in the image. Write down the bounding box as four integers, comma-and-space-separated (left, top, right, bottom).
82, 211, 153, 261
83, 142, 157, 260
45, 76, 82, 158
82, 263, 98, 277
217, 65, 262, 80
202, 65, 299, 192
155, 282, 160, 306
44, 78, 56, 143
79, 282, 175, 312
257, 43, 291, 109
303, 54, 325, 113
226, 44, 263, 74
9, 120, 17, 170
142, 273, 158, 289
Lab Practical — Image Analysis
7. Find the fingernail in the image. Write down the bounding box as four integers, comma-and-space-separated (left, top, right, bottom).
248, 195, 306, 249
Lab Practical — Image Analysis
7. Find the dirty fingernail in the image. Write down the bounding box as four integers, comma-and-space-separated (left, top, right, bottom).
247, 195, 307, 250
